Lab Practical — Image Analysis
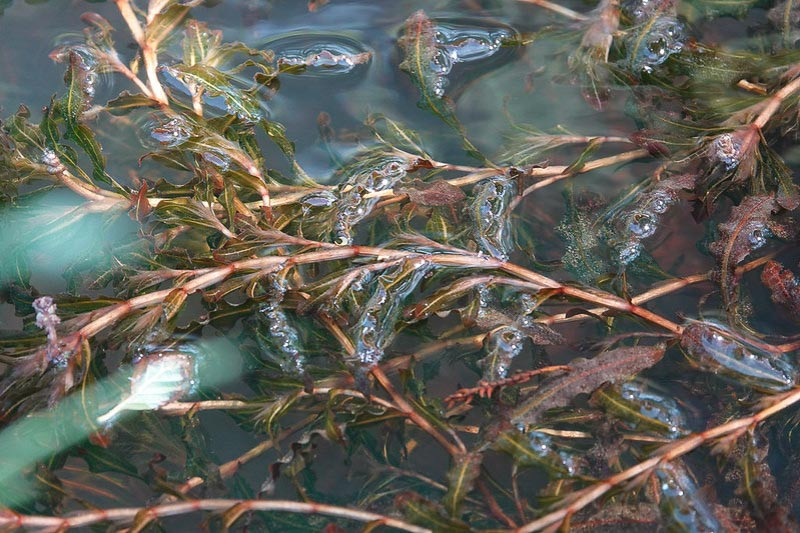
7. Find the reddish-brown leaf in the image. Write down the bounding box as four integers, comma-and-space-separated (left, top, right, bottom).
761, 260, 800, 319
510, 344, 666, 425
397, 179, 466, 206
708, 195, 779, 310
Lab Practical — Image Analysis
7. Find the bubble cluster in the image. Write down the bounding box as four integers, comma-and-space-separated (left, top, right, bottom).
656, 463, 721, 532
200, 150, 231, 172
469, 176, 514, 260
479, 325, 525, 382
617, 380, 688, 436
747, 224, 770, 249
612, 186, 677, 265
148, 116, 193, 148
41, 149, 66, 175
51, 46, 99, 110
525, 430, 580, 476
333, 157, 407, 245
628, 16, 685, 74
268, 33, 372, 77
351, 259, 432, 367
709, 132, 742, 171
427, 21, 513, 97
681, 321, 797, 392
257, 275, 305, 375
622, 0, 666, 22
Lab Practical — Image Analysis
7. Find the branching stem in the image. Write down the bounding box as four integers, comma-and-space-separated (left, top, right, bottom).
0, 499, 430, 533
516, 386, 800, 532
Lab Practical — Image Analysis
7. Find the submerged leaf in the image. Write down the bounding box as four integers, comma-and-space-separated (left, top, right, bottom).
761, 260, 800, 319
397, 179, 466, 207
511, 344, 666, 425
443, 452, 482, 517
395, 492, 470, 532
493, 430, 581, 476
680, 320, 797, 392
708, 195, 782, 309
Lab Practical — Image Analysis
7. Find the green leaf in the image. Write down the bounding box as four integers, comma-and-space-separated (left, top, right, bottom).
395, 492, 470, 532
398, 10, 485, 161
146, 2, 198, 48
182, 20, 222, 66
154, 197, 230, 235
165, 63, 266, 122
443, 452, 482, 517
105, 91, 160, 116
260, 118, 295, 158
366, 113, 430, 159
64, 121, 110, 185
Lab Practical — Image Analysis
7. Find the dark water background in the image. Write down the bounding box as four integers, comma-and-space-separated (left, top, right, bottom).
1, 0, 795, 530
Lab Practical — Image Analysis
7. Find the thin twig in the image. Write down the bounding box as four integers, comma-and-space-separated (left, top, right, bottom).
0, 499, 430, 533
57, 243, 685, 354
517, 0, 589, 21
371, 366, 466, 455
113, 0, 169, 106
510, 149, 650, 211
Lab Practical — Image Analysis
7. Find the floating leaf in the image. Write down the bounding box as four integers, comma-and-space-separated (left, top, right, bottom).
164, 63, 266, 122
511, 345, 666, 425
50, 50, 113, 185
397, 10, 485, 159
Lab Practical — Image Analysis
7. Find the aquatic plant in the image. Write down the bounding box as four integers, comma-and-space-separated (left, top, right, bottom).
2, 0, 800, 531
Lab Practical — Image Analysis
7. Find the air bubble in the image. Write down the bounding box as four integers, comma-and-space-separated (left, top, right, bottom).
628, 17, 684, 73
710, 133, 741, 171
267, 32, 372, 77
148, 116, 192, 148
412, 18, 517, 98
747, 224, 770, 249
627, 211, 658, 239
256, 275, 306, 375
479, 325, 524, 381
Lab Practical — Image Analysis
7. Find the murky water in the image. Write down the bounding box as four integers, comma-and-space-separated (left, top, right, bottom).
1, 0, 799, 531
